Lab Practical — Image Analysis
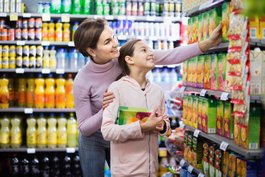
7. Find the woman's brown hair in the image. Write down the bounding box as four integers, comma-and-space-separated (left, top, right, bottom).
74, 18, 107, 58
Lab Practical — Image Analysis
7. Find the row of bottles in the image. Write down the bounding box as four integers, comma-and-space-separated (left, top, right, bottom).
0, 113, 78, 148
0, 0, 23, 13
0, 73, 74, 109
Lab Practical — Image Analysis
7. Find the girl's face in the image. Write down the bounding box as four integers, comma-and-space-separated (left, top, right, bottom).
87, 25, 119, 64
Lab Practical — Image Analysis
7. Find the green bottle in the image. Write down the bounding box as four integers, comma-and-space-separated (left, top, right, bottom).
72, 0, 82, 14
51, 0, 61, 14
67, 113, 77, 147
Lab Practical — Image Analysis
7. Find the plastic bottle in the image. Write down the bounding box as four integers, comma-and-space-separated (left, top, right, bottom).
71, 22, 79, 41
8, 77, 15, 107
47, 113, 57, 148
37, 113, 46, 148
10, 155, 20, 176
61, 0, 71, 13
50, 0, 61, 13
0, 74, 9, 109
55, 74, 66, 108
21, 157, 30, 176
43, 47, 50, 69
48, 20, 55, 42
65, 74, 74, 108
49, 46, 57, 69
35, 74, 45, 109
69, 49, 78, 70
41, 156, 50, 176
30, 156, 40, 176
10, 116, 22, 148
73, 155, 81, 176
55, 20, 62, 42
57, 113, 67, 148
67, 113, 77, 147
42, 22, 49, 41
26, 75, 35, 108
26, 114, 37, 148
64, 155, 72, 176
0, 116, 10, 148
17, 78, 26, 107
63, 23, 70, 42
56, 48, 65, 69
82, 0, 91, 14
45, 74, 55, 108
72, 0, 81, 14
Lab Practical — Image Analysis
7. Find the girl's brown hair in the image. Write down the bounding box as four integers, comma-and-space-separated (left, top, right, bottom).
74, 18, 107, 59
118, 39, 141, 76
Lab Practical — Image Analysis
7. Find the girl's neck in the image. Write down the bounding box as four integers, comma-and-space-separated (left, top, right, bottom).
129, 71, 147, 89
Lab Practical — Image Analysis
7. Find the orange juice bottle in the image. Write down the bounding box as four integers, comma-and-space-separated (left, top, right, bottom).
63, 23, 70, 42
65, 74, 74, 108
0, 74, 9, 109
45, 74, 55, 108
8, 78, 15, 107
17, 78, 26, 107
26, 74, 35, 108
48, 20, 55, 42
55, 75, 65, 108
55, 20, 63, 42
42, 22, 49, 41
35, 74, 45, 109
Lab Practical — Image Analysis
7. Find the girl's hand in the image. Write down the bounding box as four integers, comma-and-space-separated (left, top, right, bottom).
102, 90, 115, 109
140, 108, 164, 132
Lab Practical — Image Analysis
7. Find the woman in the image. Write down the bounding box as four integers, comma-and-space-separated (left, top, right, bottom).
73, 18, 221, 177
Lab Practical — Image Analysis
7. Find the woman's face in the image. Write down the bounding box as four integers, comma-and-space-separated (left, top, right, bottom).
88, 25, 119, 64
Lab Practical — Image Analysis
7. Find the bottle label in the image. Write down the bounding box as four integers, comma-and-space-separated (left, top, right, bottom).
58, 132, 67, 145
56, 93, 65, 105
26, 91, 34, 107
35, 93, 44, 106
0, 93, 9, 104
0, 133, 9, 144
11, 133, 21, 144
47, 132, 57, 144
45, 93, 55, 107
37, 132, 46, 145
27, 132, 36, 145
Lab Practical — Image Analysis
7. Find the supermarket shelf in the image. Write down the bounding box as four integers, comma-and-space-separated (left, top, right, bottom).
0, 108, 75, 113
184, 0, 225, 17
185, 125, 262, 159
0, 147, 78, 153
179, 159, 204, 176
0, 68, 79, 74
250, 39, 265, 48
0, 12, 181, 22
207, 42, 229, 53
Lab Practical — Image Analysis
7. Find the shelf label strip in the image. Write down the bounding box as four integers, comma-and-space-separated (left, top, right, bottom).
221, 92, 229, 101
200, 89, 207, 97
66, 148, 76, 153
24, 108, 33, 114
15, 68, 25, 74
220, 141, 229, 151
27, 148, 36, 154
193, 129, 200, 138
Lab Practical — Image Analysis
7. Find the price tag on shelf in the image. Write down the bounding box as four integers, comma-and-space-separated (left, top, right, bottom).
221, 92, 229, 101
0, 13, 7, 17
188, 165, 194, 173
41, 41, 50, 46
27, 148, 36, 154
126, 16, 135, 20
105, 15, 114, 20
220, 141, 229, 151
146, 16, 155, 21
15, 68, 25, 74
42, 14, 51, 21
198, 173, 205, 177
17, 41, 25, 45
193, 129, 200, 138
118, 35, 127, 40
61, 14, 70, 22
68, 41, 75, 47
10, 13, 18, 21
42, 69, 51, 74
200, 89, 207, 97
22, 13, 32, 18
56, 69, 65, 74
180, 159, 186, 167
66, 148, 76, 153
118, 15, 126, 20
24, 108, 33, 114
180, 86, 186, 93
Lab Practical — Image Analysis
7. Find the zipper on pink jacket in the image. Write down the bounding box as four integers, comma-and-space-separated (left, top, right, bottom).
144, 93, 151, 177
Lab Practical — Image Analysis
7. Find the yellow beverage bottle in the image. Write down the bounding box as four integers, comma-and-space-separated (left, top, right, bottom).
67, 113, 77, 147
43, 47, 50, 69
49, 46, 56, 69
42, 22, 49, 41
55, 75, 65, 108
26, 75, 35, 108
48, 20, 55, 42
0, 116, 10, 148
65, 73, 74, 108
55, 20, 63, 42
8, 78, 15, 107
63, 23, 70, 42
57, 113, 67, 148
34, 74, 45, 109
45, 74, 55, 108
37, 113, 46, 148
47, 113, 57, 148
0, 74, 9, 109
17, 78, 26, 107
26, 114, 37, 148
10, 116, 22, 148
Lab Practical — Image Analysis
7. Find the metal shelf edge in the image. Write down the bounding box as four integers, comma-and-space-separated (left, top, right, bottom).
0, 147, 78, 152
0, 108, 75, 112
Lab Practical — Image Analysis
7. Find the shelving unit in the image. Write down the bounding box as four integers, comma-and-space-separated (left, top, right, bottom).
0, 108, 75, 113
179, 159, 204, 176
0, 147, 78, 153
0, 68, 79, 74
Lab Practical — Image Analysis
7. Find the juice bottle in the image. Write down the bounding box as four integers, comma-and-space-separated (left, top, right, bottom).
63, 23, 70, 42
55, 20, 62, 42
45, 74, 55, 108
42, 22, 49, 41
48, 20, 55, 42
61, 0, 71, 13
43, 47, 50, 69
67, 113, 77, 147
0, 74, 9, 109
55, 75, 65, 108
0, 115, 10, 148
57, 113, 67, 148
8, 78, 15, 107
34, 74, 45, 109
37, 113, 47, 148
71, 22, 79, 41
51, 0, 61, 13
17, 78, 26, 107
47, 113, 57, 148
49, 46, 57, 69
10, 115, 22, 148
26, 114, 37, 148
72, 0, 82, 14
26, 75, 35, 108
65, 73, 74, 108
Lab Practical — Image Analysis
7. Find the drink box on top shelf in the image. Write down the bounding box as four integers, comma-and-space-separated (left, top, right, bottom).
197, 55, 204, 88
211, 54, 218, 90
203, 55, 211, 89
217, 53, 227, 91
208, 7, 222, 36
222, 2, 230, 42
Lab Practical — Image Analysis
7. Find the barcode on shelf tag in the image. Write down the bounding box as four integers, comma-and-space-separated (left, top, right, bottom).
198, 173, 205, 177
23, 13, 32, 18
41, 41, 50, 46
56, 69, 65, 74
188, 165, 194, 173
220, 141, 229, 151
180, 86, 186, 93
221, 92, 229, 101
15, 68, 25, 74
61, 15, 70, 22
68, 41, 75, 46
24, 108, 33, 114
180, 159, 186, 167
17, 41, 25, 45
105, 15, 114, 20
10, 13, 18, 21
27, 148, 36, 154
193, 129, 200, 138
200, 89, 207, 97
42, 14, 51, 21
0, 13, 7, 17
66, 148, 75, 153
42, 69, 51, 74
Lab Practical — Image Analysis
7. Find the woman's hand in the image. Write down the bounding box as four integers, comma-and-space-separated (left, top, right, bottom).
199, 23, 222, 52
102, 90, 115, 109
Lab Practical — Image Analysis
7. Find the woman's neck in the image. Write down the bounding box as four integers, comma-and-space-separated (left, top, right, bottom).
129, 71, 148, 88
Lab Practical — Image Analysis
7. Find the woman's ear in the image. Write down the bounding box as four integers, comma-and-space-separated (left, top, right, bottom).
125, 55, 134, 65
86, 48, 96, 58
